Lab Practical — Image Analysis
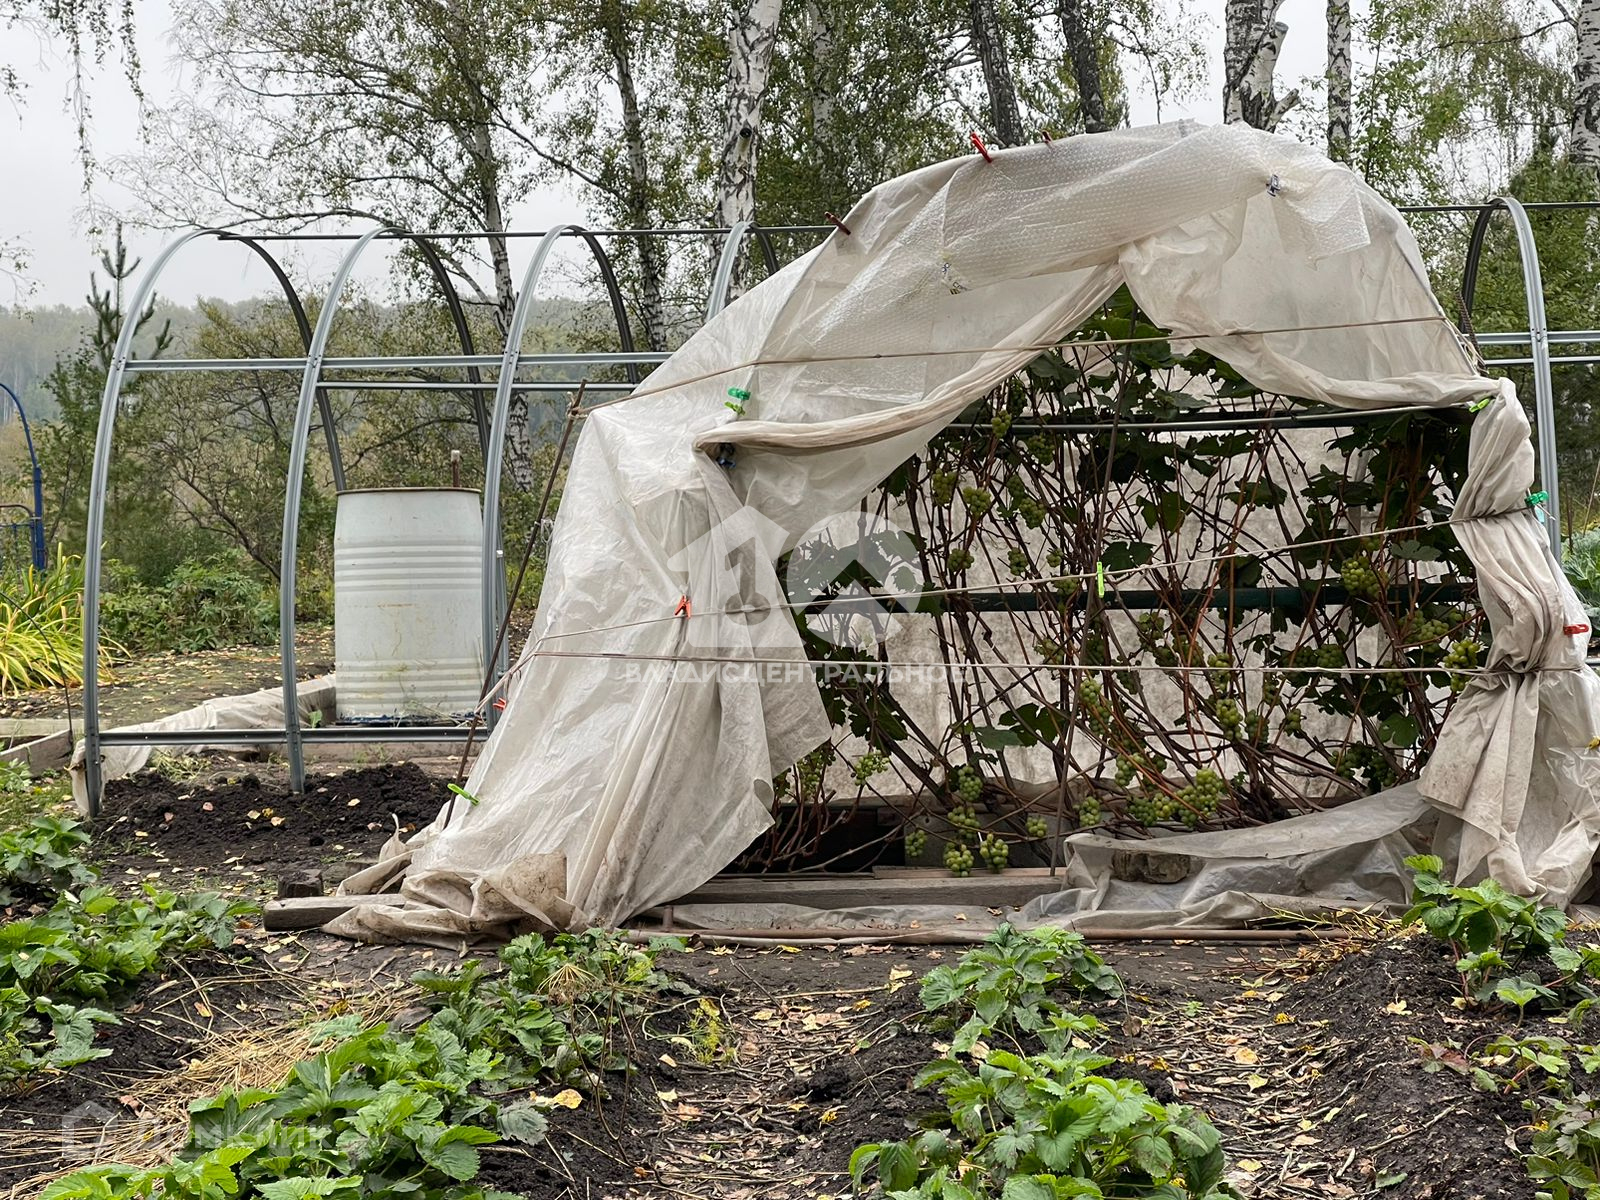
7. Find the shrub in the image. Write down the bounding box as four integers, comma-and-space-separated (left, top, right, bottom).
101, 557, 279, 653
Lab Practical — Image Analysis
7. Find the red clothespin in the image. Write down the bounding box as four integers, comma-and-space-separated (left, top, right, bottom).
493, 696, 507, 711
1566, 623, 1590, 636
675, 595, 692, 620
824, 210, 852, 237
969, 131, 993, 163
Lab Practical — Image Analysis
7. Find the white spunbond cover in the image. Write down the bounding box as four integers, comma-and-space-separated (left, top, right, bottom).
68, 676, 337, 812
331, 121, 1600, 943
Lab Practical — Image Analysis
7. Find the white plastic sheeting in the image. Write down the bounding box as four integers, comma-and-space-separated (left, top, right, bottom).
331, 121, 1600, 943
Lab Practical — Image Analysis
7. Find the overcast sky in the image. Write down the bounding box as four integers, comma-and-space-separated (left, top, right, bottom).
5, 0, 1328, 309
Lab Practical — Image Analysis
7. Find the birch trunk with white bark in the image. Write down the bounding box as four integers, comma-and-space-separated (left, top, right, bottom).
969, 0, 1024, 146
1573, 0, 1600, 167
1326, 0, 1352, 162
712, 0, 784, 299
1057, 0, 1108, 133
601, 4, 668, 352
1224, 0, 1299, 131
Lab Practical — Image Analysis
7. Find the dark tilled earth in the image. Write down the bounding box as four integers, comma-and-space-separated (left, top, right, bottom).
0, 762, 1571, 1199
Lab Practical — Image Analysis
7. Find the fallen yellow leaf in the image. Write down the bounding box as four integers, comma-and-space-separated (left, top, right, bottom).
551, 1089, 583, 1109
1232, 1046, 1259, 1065
1246, 1074, 1269, 1091
1384, 1000, 1409, 1015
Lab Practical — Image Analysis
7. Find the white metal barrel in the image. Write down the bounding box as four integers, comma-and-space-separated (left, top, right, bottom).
333, 488, 485, 719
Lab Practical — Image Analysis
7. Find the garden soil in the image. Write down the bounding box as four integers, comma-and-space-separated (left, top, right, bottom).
1, 760, 1572, 1199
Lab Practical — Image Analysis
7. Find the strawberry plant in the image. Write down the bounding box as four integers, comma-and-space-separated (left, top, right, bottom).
42, 929, 688, 1200
1402, 854, 1589, 1008
0, 883, 253, 1086
919, 925, 1122, 1052
0, 814, 96, 906
850, 1049, 1235, 1199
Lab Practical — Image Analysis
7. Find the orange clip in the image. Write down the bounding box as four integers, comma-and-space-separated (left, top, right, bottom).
674, 595, 691, 619
492, 696, 507, 711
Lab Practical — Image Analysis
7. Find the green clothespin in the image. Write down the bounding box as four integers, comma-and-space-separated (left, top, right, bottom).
725, 386, 750, 417
1528, 490, 1549, 523
1467, 395, 1493, 413
1096, 562, 1106, 598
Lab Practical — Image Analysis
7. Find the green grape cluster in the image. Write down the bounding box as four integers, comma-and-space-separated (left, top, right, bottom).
931, 470, 958, 505
1210, 696, 1244, 738
1026, 434, 1055, 461
1046, 549, 1064, 569
796, 748, 832, 796
1025, 814, 1049, 839
1261, 672, 1283, 705
1114, 756, 1138, 786
1289, 644, 1345, 669
1136, 613, 1166, 647
1015, 496, 1047, 528
1077, 795, 1102, 827
1127, 790, 1178, 825
952, 765, 983, 804
947, 547, 974, 573
1079, 678, 1114, 740
904, 825, 927, 859
1205, 651, 1233, 690
853, 750, 889, 785
1153, 643, 1180, 668
1177, 768, 1224, 824
948, 804, 980, 839
978, 834, 1009, 872
960, 486, 994, 517
1339, 556, 1383, 600
1282, 707, 1304, 735
944, 840, 975, 876
1007, 547, 1031, 577
1035, 637, 1065, 666
991, 412, 1013, 437
1406, 613, 1451, 645
1444, 638, 1482, 694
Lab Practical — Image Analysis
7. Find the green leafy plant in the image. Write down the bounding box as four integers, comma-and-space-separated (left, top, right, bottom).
1527, 1092, 1600, 1200
850, 1048, 1235, 1199
0, 814, 96, 906
100, 557, 278, 654
918, 925, 1122, 1052
43, 929, 688, 1200
1402, 854, 1580, 1006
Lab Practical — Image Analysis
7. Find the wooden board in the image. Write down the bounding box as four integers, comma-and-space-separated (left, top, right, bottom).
672, 869, 1066, 910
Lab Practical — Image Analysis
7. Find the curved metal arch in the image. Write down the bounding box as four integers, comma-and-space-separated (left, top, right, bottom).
480, 224, 578, 695
278, 224, 397, 792
400, 235, 492, 458
0, 382, 44, 571
751, 224, 780, 277
82, 228, 217, 811
570, 229, 641, 387
1460, 197, 1561, 557
230, 235, 346, 489
706, 221, 752, 320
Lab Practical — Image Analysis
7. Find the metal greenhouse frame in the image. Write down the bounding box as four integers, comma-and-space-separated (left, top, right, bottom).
74, 200, 1597, 814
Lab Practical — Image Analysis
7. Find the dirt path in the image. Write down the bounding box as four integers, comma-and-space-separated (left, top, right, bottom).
0, 627, 333, 729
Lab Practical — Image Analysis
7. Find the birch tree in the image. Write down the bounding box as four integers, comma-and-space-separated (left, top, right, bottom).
1326, 0, 1353, 161
1058, 1, 1110, 133
969, 0, 1026, 144
1223, 0, 1299, 130
712, 0, 784, 296
1573, 0, 1600, 169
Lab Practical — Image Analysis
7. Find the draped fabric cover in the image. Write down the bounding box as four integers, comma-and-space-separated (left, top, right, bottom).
330, 121, 1600, 943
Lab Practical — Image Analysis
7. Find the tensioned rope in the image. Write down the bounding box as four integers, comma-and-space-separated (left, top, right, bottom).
523, 509, 1522, 652
575, 313, 1466, 413
466, 503, 1550, 715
